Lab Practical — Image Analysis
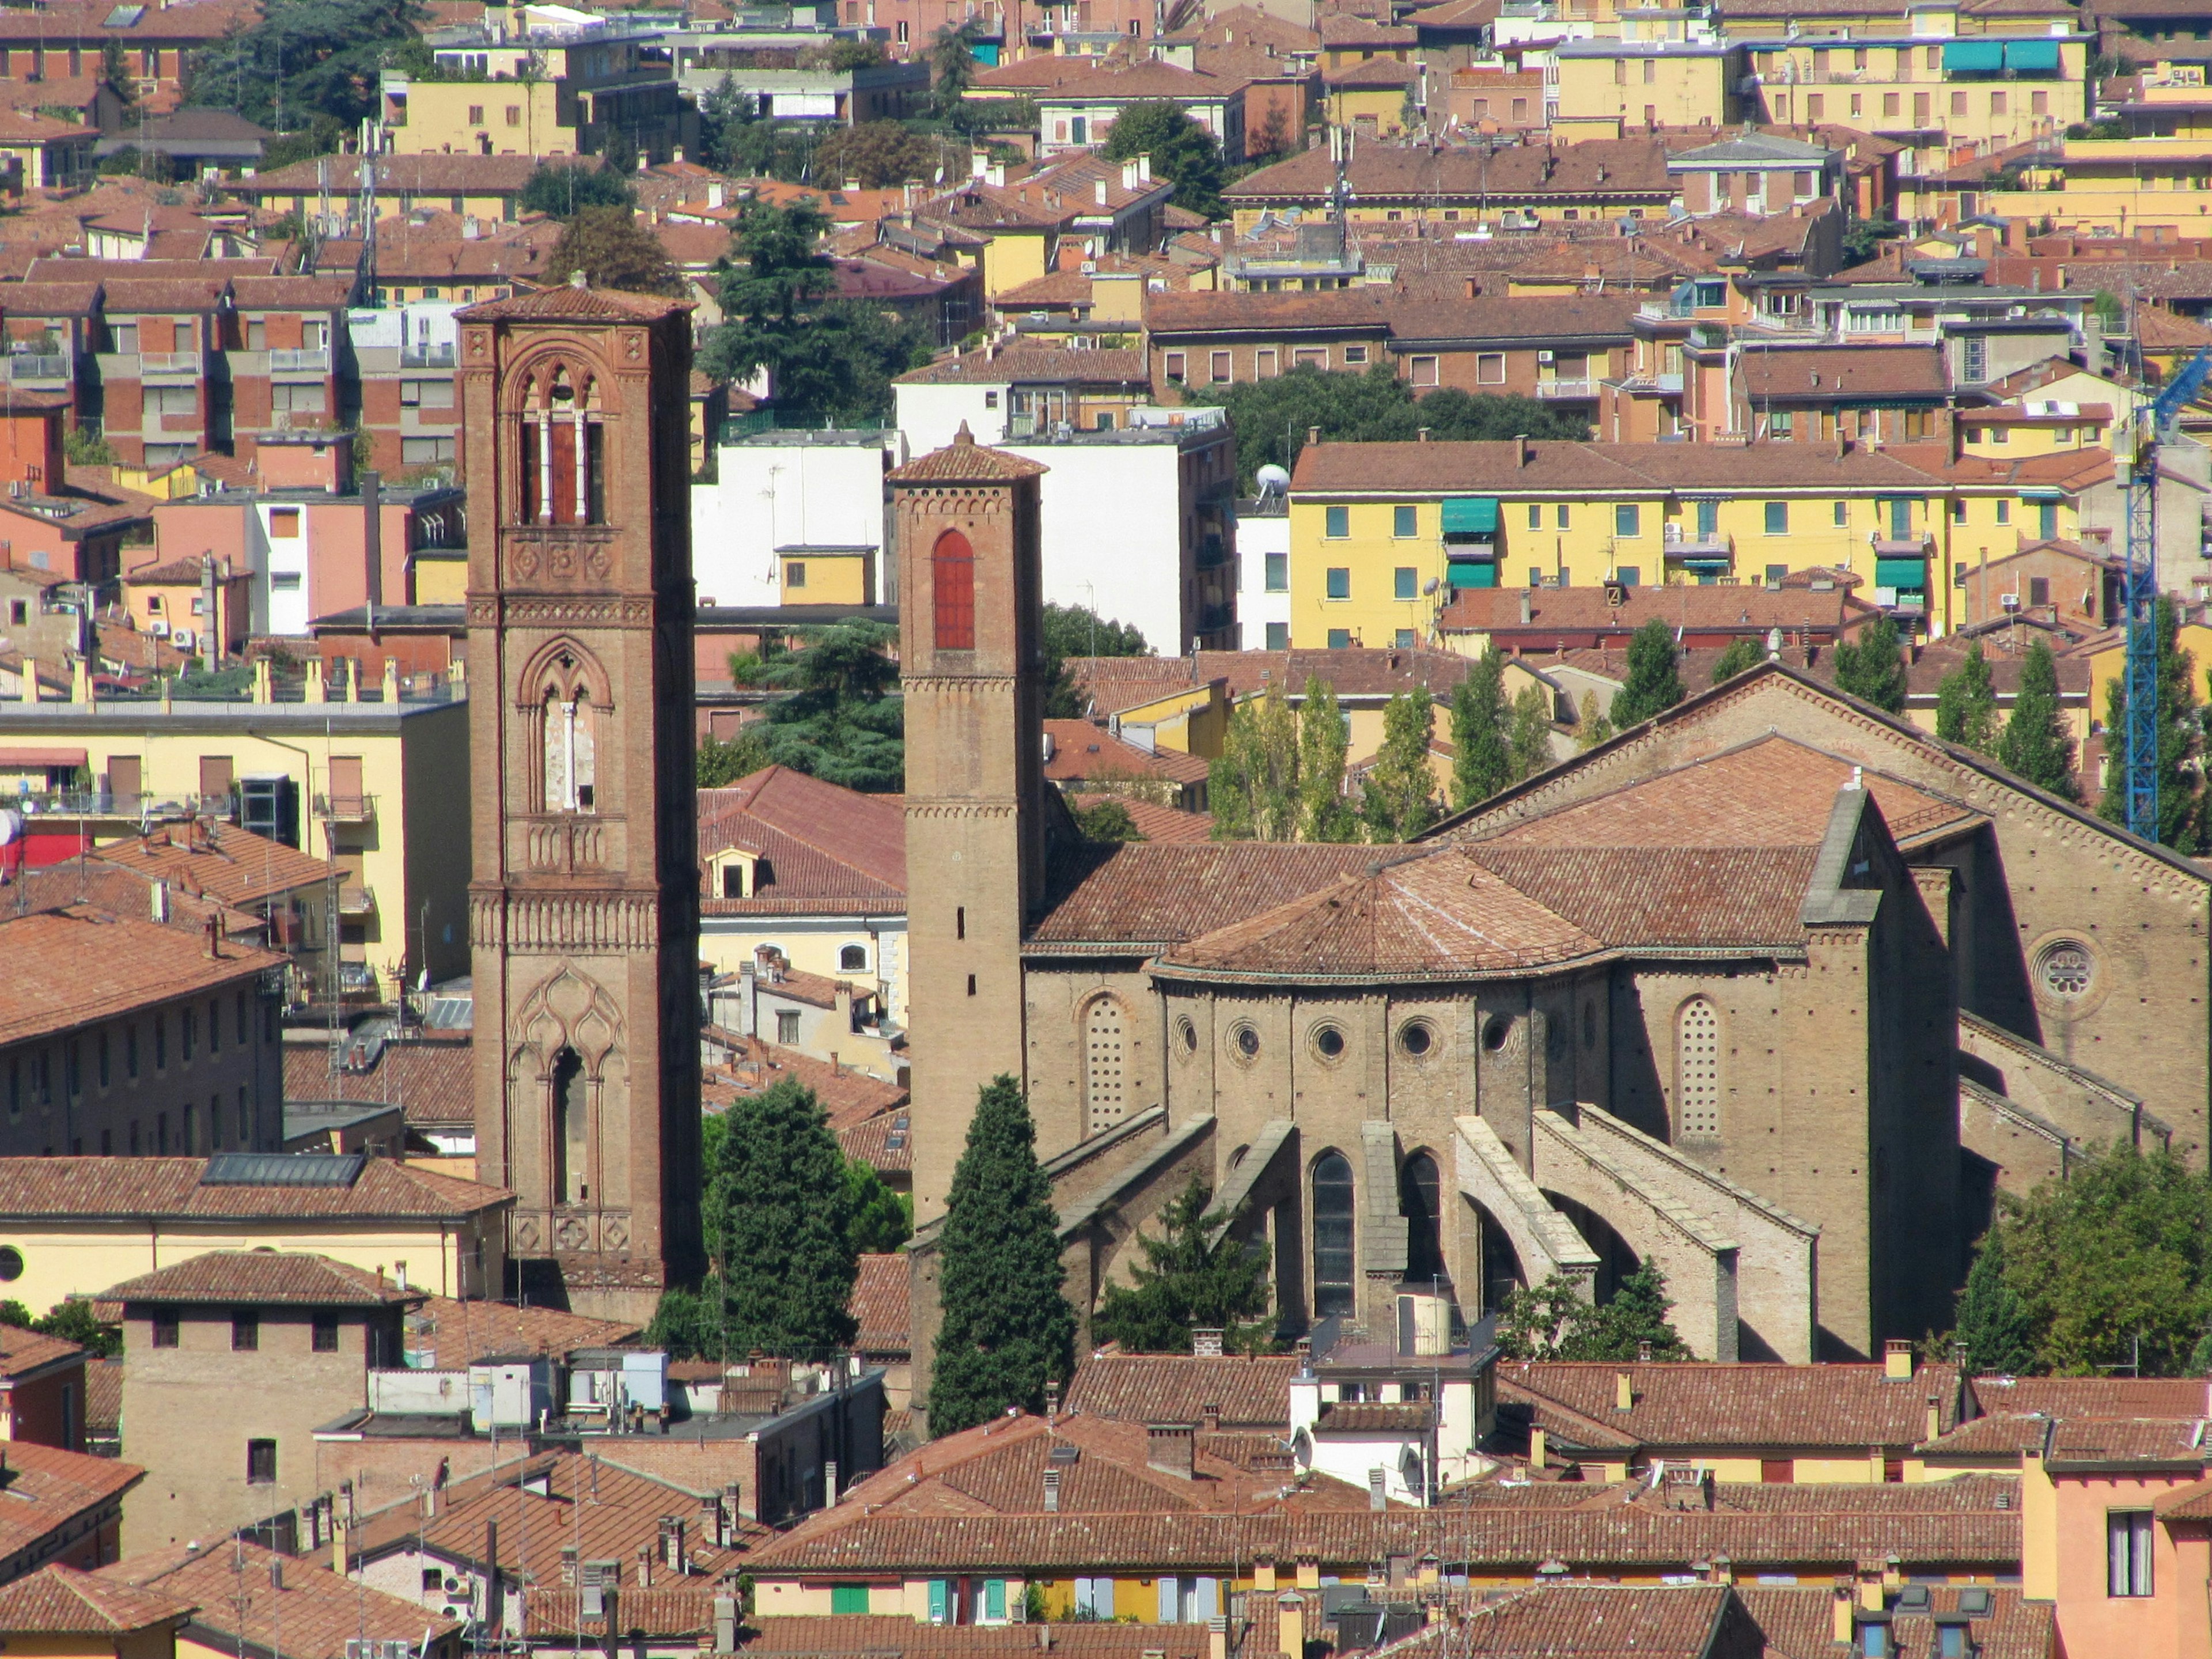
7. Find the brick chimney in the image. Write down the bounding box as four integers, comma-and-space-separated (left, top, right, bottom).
1145, 1423, 1195, 1480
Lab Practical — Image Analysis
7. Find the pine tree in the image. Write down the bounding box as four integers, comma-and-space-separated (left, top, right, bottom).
1363, 689, 1437, 842
1952, 1229, 2035, 1376
1832, 615, 1910, 714
1575, 690, 1614, 751
1209, 691, 1300, 842
929, 1077, 1077, 1435
709, 1080, 858, 1358
1934, 641, 2000, 755
1611, 619, 1685, 728
1711, 637, 1761, 684
1297, 678, 1359, 842
1508, 682, 1553, 781
2099, 597, 2205, 850
1999, 639, 2080, 802
1090, 1176, 1273, 1354
1495, 1259, 1690, 1361
1448, 652, 1512, 809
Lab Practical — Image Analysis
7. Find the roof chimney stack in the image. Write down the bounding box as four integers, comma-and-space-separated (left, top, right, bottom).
1514, 433, 1529, 467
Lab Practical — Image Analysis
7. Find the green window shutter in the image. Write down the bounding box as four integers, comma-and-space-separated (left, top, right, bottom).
1448, 558, 1497, 589
984, 1580, 1006, 1622
1393, 505, 1417, 537
1326, 567, 1351, 600
832, 1585, 870, 1615
1394, 566, 1417, 600
1764, 501, 1789, 535
1327, 628, 1352, 647
928, 1581, 949, 1624
1614, 503, 1639, 537
1324, 505, 1349, 538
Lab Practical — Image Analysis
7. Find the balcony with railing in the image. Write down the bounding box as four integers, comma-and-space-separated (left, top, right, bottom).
3, 353, 67, 382
313, 793, 376, 823
400, 344, 457, 369
138, 351, 201, 377
269, 347, 331, 374
1536, 378, 1597, 400
1663, 527, 1733, 559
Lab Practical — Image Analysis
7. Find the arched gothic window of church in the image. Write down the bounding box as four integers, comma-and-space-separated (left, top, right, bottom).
1402, 1152, 1444, 1286
1676, 996, 1721, 1139
932, 530, 975, 650
517, 365, 606, 525
551, 1046, 589, 1206
543, 688, 597, 813
1083, 995, 1127, 1135
1312, 1152, 1356, 1317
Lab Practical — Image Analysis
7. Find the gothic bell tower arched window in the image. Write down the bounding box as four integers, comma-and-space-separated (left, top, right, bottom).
517, 364, 606, 525
931, 529, 975, 651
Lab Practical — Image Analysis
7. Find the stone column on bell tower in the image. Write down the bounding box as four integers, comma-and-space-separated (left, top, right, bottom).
890, 424, 1050, 1226
456, 281, 704, 1320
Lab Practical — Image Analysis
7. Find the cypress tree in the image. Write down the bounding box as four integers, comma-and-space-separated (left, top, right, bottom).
1363, 688, 1437, 842
1575, 690, 1614, 751
929, 1076, 1076, 1435
711, 1079, 857, 1357
1611, 619, 1685, 728
1999, 639, 2080, 801
1711, 637, 1760, 684
1090, 1176, 1272, 1354
1934, 641, 2000, 755
1833, 615, 1910, 714
1209, 691, 1299, 842
2099, 597, 2205, 851
1448, 652, 1512, 809
1508, 682, 1552, 781
1952, 1229, 2035, 1376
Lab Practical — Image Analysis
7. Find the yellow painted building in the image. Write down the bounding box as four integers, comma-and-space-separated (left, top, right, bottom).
2086, 617, 2212, 729
1987, 137, 2212, 235
1551, 43, 1741, 139
1737, 33, 2085, 146
0, 1566, 192, 1659
777, 546, 876, 606
385, 78, 568, 158
0, 693, 470, 990
382, 27, 690, 162
1287, 438, 2102, 644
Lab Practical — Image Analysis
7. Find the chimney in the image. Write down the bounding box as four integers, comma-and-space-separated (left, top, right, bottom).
661, 1516, 684, 1570
1514, 432, 1530, 467
1146, 1423, 1196, 1480
1884, 1339, 1914, 1381
269, 1558, 285, 1590
1519, 591, 1533, 624
714, 1596, 737, 1652
1191, 1328, 1224, 1358
1832, 1586, 1855, 1643
203, 913, 221, 959
1043, 1467, 1062, 1512
1925, 1398, 1941, 1441
1530, 1427, 1547, 1470
1095, 178, 1108, 206
1209, 1616, 1229, 1659
1277, 1592, 1304, 1659
1368, 1468, 1387, 1510
1306, 426, 1320, 447
362, 469, 383, 611
1465, 276, 1480, 299
1615, 1371, 1634, 1411
150, 880, 169, 924
1417, 427, 1431, 442
1044, 1379, 1060, 1419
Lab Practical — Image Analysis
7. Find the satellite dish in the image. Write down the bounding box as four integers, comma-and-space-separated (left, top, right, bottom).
1256, 463, 1291, 499
0, 809, 20, 846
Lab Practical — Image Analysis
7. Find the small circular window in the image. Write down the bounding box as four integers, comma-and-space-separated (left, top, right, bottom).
1229, 1022, 1261, 1063
0, 1247, 24, 1282
1397, 1020, 1435, 1058
1482, 1015, 1512, 1054
1175, 1016, 1198, 1054
1311, 1024, 1347, 1062
2038, 940, 2095, 999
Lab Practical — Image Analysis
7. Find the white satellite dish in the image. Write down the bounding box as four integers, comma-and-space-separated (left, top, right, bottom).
0, 809, 21, 846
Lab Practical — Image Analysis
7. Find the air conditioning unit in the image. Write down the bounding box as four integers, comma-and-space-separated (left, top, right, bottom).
1537, 349, 1556, 362
169, 627, 195, 650
2001, 592, 2021, 611
147, 619, 168, 638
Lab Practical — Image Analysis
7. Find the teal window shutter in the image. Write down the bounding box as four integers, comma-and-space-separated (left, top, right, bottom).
983, 1580, 1006, 1622
1614, 503, 1639, 537
928, 1581, 949, 1624
832, 1585, 869, 1615
1875, 556, 1927, 588
1324, 505, 1349, 539
1326, 567, 1351, 600
1394, 566, 1417, 600
1393, 505, 1417, 537
1441, 497, 1499, 536
1764, 501, 1789, 536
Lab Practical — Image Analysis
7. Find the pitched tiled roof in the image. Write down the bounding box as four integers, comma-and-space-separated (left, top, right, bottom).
1467, 845, 1820, 953
1968, 1376, 2212, 1418
1738, 1585, 2052, 1659
458, 284, 687, 323
895, 346, 1150, 387
1229, 139, 1675, 206
2, 280, 102, 317
1502, 1361, 1964, 1450
242, 154, 556, 196
850, 1253, 909, 1355
0, 1566, 191, 1634
0, 1156, 510, 1221
1428, 1582, 1735, 1659
0, 1440, 145, 1567
0, 904, 283, 1048
1065, 794, 1217, 842
99, 275, 230, 314
1065, 1353, 1300, 1427
91, 819, 331, 908
404, 1295, 638, 1368
1739, 344, 1949, 400
698, 766, 904, 912
98, 1250, 423, 1308
0, 1328, 85, 1380
738, 1617, 1213, 1656
229, 275, 357, 311
1291, 437, 1952, 495
704, 1029, 907, 1126
101, 1540, 457, 1659
1440, 584, 1874, 639
283, 1035, 475, 1126
1032, 842, 1378, 951
1159, 846, 1604, 982
2046, 1417, 2210, 1467
887, 425, 1048, 483
82, 1358, 120, 1437
1044, 720, 1210, 786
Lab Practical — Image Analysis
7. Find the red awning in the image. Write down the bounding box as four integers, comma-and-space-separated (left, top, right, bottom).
0, 747, 86, 768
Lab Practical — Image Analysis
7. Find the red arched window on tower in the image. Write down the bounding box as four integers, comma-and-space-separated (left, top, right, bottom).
932, 529, 975, 650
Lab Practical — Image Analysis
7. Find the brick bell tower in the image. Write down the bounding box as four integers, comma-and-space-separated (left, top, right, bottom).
892, 424, 1050, 1227
457, 280, 704, 1320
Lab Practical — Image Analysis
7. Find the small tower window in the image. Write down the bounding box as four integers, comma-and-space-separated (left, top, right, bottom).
932, 529, 975, 651
551, 1046, 588, 1206
1083, 995, 1127, 1135
1676, 997, 1721, 1138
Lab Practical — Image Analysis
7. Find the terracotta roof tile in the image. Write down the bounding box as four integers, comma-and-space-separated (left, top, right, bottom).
1968, 1376, 2211, 1418
1501, 1361, 1964, 1450
1440, 584, 1874, 639
1044, 720, 1210, 786
101, 1540, 455, 1659
850, 1253, 909, 1355
1065, 794, 1217, 842
92, 819, 331, 908
283, 1035, 475, 1126
0, 1440, 144, 1564
99, 1250, 423, 1308
243, 154, 557, 196
1291, 438, 1952, 495
1738, 1585, 2052, 1659
0, 1565, 191, 1634
0, 904, 283, 1048
1032, 842, 1378, 951
404, 1295, 638, 1367
1229, 140, 1675, 206
1065, 1353, 1300, 1428
0, 1156, 510, 1221
738, 1617, 1211, 1657
1465, 844, 1819, 952
2046, 1417, 2210, 1467
894, 346, 1149, 387
886, 426, 1047, 483
1739, 344, 1949, 400
457, 284, 687, 323
698, 767, 904, 907
703, 1031, 907, 1127
82, 1357, 119, 1435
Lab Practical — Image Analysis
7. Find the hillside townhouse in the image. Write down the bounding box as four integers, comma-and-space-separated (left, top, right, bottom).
0, 0, 254, 113
1551, 40, 1745, 138
1224, 139, 1679, 234
975, 56, 1248, 156
0, 1440, 142, 1581
100, 1539, 464, 1659
93, 274, 228, 472
228, 156, 565, 230
913, 154, 1176, 299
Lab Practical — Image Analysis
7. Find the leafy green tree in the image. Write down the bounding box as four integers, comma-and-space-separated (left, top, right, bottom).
521, 160, 635, 217
1495, 1259, 1690, 1361
697, 729, 771, 788
1448, 652, 1511, 810
1840, 215, 1905, 266
929, 19, 983, 111
1712, 637, 1761, 684
1999, 639, 2080, 802
1508, 682, 1552, 782
930, 1077, 1075, 1434
1091, 1176, 1274, 1354
1610, 619, 1684, 728
1362, 689, 1437, 842
1575, 690, 1613, 751
752, 622, 905, 791
1832, 615, 1909, 714
1950, 1228, 2035, 1376
2099, 597, 2204, 849
706, 1079, 858, 1358
1298, 677, 1359, 842
1997, 1141, 2212, 1376
1071, 798, 1146, 843
1185, 365, 1588, 493
544, 204, 684, 295
0, 1298, 119, 1358
1210, 692, 1300, 841
815, 120, 940, 188
1041, 601, 1150, 718
1934, 641, 2000, 755
597, 124, 638, 179
845, 1156, 913, 1255
1102, 100, 1226, 218
188, 0, 423, 128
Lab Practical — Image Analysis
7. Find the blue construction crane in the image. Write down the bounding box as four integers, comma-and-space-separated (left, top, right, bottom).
2120, 343, 2212, 839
